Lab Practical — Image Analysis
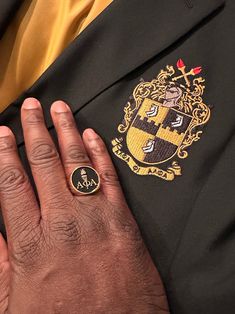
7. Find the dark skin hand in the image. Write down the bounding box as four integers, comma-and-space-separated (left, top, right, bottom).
0, 98, 170, 313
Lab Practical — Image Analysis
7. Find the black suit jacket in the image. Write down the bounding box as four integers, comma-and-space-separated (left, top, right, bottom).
0, 0, 234, 313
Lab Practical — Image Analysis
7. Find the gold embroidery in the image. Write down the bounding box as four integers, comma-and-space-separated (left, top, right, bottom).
126, 128, 155, 163
112, 59, 211, 181
157, 126, 184, 147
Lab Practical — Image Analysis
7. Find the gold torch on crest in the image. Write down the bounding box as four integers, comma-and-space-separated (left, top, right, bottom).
111, 59, 211, 181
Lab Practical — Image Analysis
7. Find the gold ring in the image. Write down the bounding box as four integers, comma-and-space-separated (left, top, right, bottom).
70, 166, 100, 195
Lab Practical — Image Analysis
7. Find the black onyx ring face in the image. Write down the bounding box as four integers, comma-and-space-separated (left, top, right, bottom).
70, 166, 100, 195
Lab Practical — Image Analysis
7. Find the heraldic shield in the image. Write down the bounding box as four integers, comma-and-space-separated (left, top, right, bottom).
112, 59, 211, 181
126, 98, 192, 165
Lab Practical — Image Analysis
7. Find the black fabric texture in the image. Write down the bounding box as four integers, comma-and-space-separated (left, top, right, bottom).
0, 0, 23, 39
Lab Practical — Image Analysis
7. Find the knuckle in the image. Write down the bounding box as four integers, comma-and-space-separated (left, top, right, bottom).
89, 139, 106, 157
100, 168, 119, 186
65, 144, 90, 164
58, 113, 74, 130
49, 214, 82, 245
0, 165, 28, 195
0, 136, 15, 154
25, 110, 44, 126
29, 140, 59, 167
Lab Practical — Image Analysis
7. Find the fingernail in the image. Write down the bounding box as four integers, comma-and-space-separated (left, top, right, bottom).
0, 126, 12, 137
23, 98, 41, 109
84, 128, 98, 140
51, 101, 70, 113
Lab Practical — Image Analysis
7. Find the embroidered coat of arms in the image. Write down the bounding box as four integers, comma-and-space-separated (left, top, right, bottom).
112, 59, 211, 181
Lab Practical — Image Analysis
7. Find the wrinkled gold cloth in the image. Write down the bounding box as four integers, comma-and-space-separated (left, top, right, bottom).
0, 0, 112, 112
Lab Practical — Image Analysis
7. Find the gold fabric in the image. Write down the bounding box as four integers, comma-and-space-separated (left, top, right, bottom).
0, 0, 112, 112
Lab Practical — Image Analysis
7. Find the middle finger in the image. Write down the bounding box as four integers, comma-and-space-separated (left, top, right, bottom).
50, 101, 93, 187
21, 98, 72, 210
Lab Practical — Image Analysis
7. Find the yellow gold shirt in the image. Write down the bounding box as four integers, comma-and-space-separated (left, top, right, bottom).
0, 0, 112, 112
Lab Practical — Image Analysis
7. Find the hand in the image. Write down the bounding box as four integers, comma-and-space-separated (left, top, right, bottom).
0, 98, 169, 313
0, 234, 9, 313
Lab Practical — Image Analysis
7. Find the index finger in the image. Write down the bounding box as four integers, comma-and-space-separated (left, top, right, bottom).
0, 126, 40, 245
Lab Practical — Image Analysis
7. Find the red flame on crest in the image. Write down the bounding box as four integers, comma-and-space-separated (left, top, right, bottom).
177, 59, 185, 69
192, 66, 202, 75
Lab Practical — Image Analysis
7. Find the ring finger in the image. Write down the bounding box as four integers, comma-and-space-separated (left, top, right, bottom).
50, 101, 95, 195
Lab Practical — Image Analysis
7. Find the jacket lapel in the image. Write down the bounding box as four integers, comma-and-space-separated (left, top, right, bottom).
0, 0, 225, 146
0, 0, 23, 38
